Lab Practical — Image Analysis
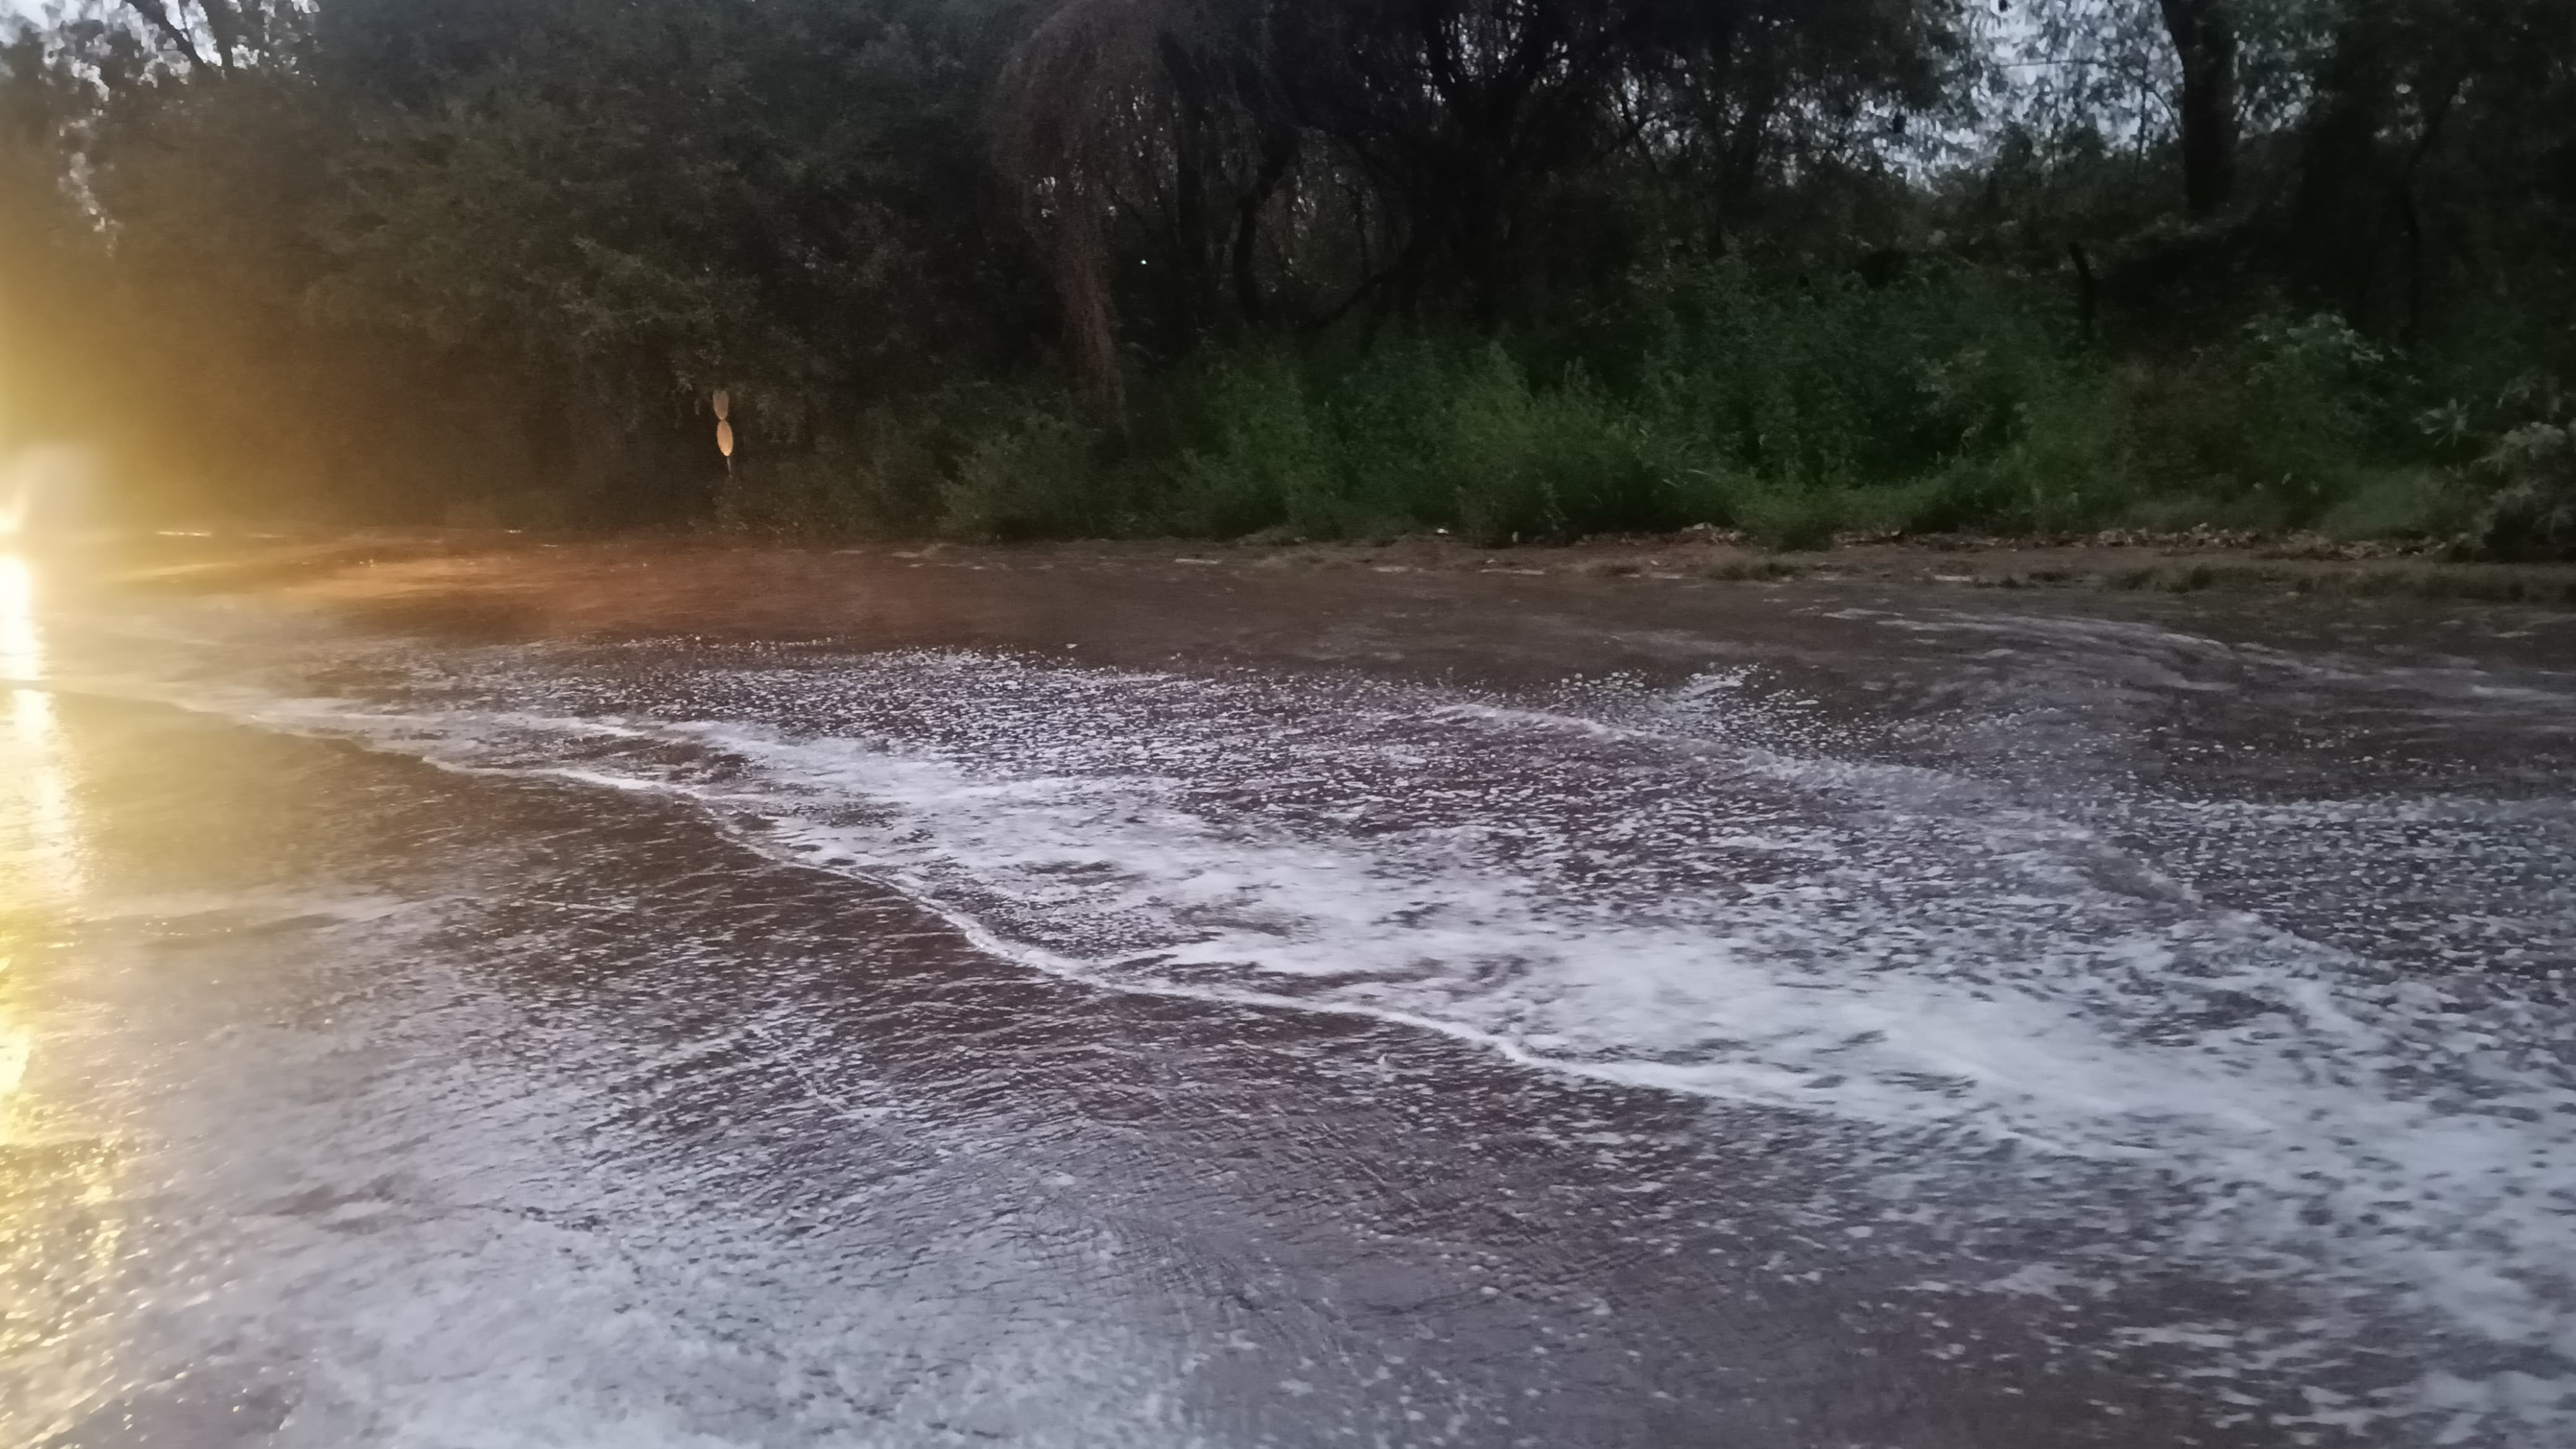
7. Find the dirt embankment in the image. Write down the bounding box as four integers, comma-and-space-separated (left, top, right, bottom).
1220, 529, 2576, 604
97, 527, 2576, 636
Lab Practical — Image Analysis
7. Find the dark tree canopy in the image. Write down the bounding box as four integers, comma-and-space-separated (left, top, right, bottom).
1, 0, 2569, 546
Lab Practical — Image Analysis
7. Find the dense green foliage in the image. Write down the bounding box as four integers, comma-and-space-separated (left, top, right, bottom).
1, 0, 2570, 550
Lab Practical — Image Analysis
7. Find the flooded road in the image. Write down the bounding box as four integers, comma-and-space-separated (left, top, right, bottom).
4, 541, 2573, 1447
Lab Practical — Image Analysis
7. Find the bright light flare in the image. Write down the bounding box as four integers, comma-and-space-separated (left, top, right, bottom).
0, 445, 101, 541
1, 553, 79, 902
0, 548, 115, 1419
0, 554, 38, 681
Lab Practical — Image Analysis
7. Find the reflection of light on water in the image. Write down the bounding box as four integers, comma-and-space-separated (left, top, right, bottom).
0, 552, 37, 672
0, 989, 123, 1428
1, 554, 80, 900
0, 1014, 27, 1097
0, 551, 118, 1441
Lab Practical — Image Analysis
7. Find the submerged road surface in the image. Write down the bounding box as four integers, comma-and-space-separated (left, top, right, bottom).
2, 541, 2573, 1448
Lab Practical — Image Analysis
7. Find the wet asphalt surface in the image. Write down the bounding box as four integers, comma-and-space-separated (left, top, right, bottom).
3, 542, 2573, 1448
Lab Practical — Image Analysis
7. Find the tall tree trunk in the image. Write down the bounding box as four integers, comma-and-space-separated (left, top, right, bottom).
1230, 135, 1295, 326
1160, 35, 1215, 343
2157, 0, 2239, 217
121, 0, 206, 71
2292, 9, 2402, 315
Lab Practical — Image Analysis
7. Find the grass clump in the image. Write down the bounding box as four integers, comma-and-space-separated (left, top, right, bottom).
1164, 342, 1687, 544
707, 263, 2574, 559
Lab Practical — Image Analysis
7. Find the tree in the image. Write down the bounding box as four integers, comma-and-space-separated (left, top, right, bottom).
2156, 0, 2237, 215
994, 0, 1973, 399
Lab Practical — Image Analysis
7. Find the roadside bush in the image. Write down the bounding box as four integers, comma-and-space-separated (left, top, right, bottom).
718, 279, 2492, 550
1168, 351, 1347, 537
2468, 422, 2576, 560
2315, 469, 2458, 541
1167, 342, 1694, 542
1900, 311, 2388, 537
939, 398, 1132, 541
2108, 313, 2383, 528
1631, 259, 2065, 493
714, 408, 948, 536
1420, 350, 1673, 543
1925, 374, 2128, 532
1735, 487, 1856, 550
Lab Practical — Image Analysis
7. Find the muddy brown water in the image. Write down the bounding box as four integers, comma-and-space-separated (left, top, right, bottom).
4, 539, 2573, 1448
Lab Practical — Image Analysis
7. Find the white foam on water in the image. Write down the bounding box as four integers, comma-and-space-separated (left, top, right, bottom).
6, 818, 1206, 1449
69, 614, 2576, 1439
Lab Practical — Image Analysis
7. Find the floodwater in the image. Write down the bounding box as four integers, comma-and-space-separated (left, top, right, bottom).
3, 541, 2573, 1448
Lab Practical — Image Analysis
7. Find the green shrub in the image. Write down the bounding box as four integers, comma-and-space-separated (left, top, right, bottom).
1894, 311, 2393, 537
714, 407, 949, 536
1736, 487, 1852, 550
1631, 259, 2065, 493
2469, 422, 2576, 560
2315, 468, 2455, 541
1164, 341, 1690, 542
1424, 349, 1670, 542
939, 398, 1128, 541
721, 273, 2481, 548
1168, 350, 1345, 537
2110, 313, 2382, 525
1931, 374, 2130, 532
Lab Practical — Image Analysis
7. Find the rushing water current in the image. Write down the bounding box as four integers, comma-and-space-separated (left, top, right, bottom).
3, 544, 2573, 1447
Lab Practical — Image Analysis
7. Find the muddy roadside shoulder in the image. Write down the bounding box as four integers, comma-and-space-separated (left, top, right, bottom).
102, 528, 2576, 625
1199, 530, 2576, 605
